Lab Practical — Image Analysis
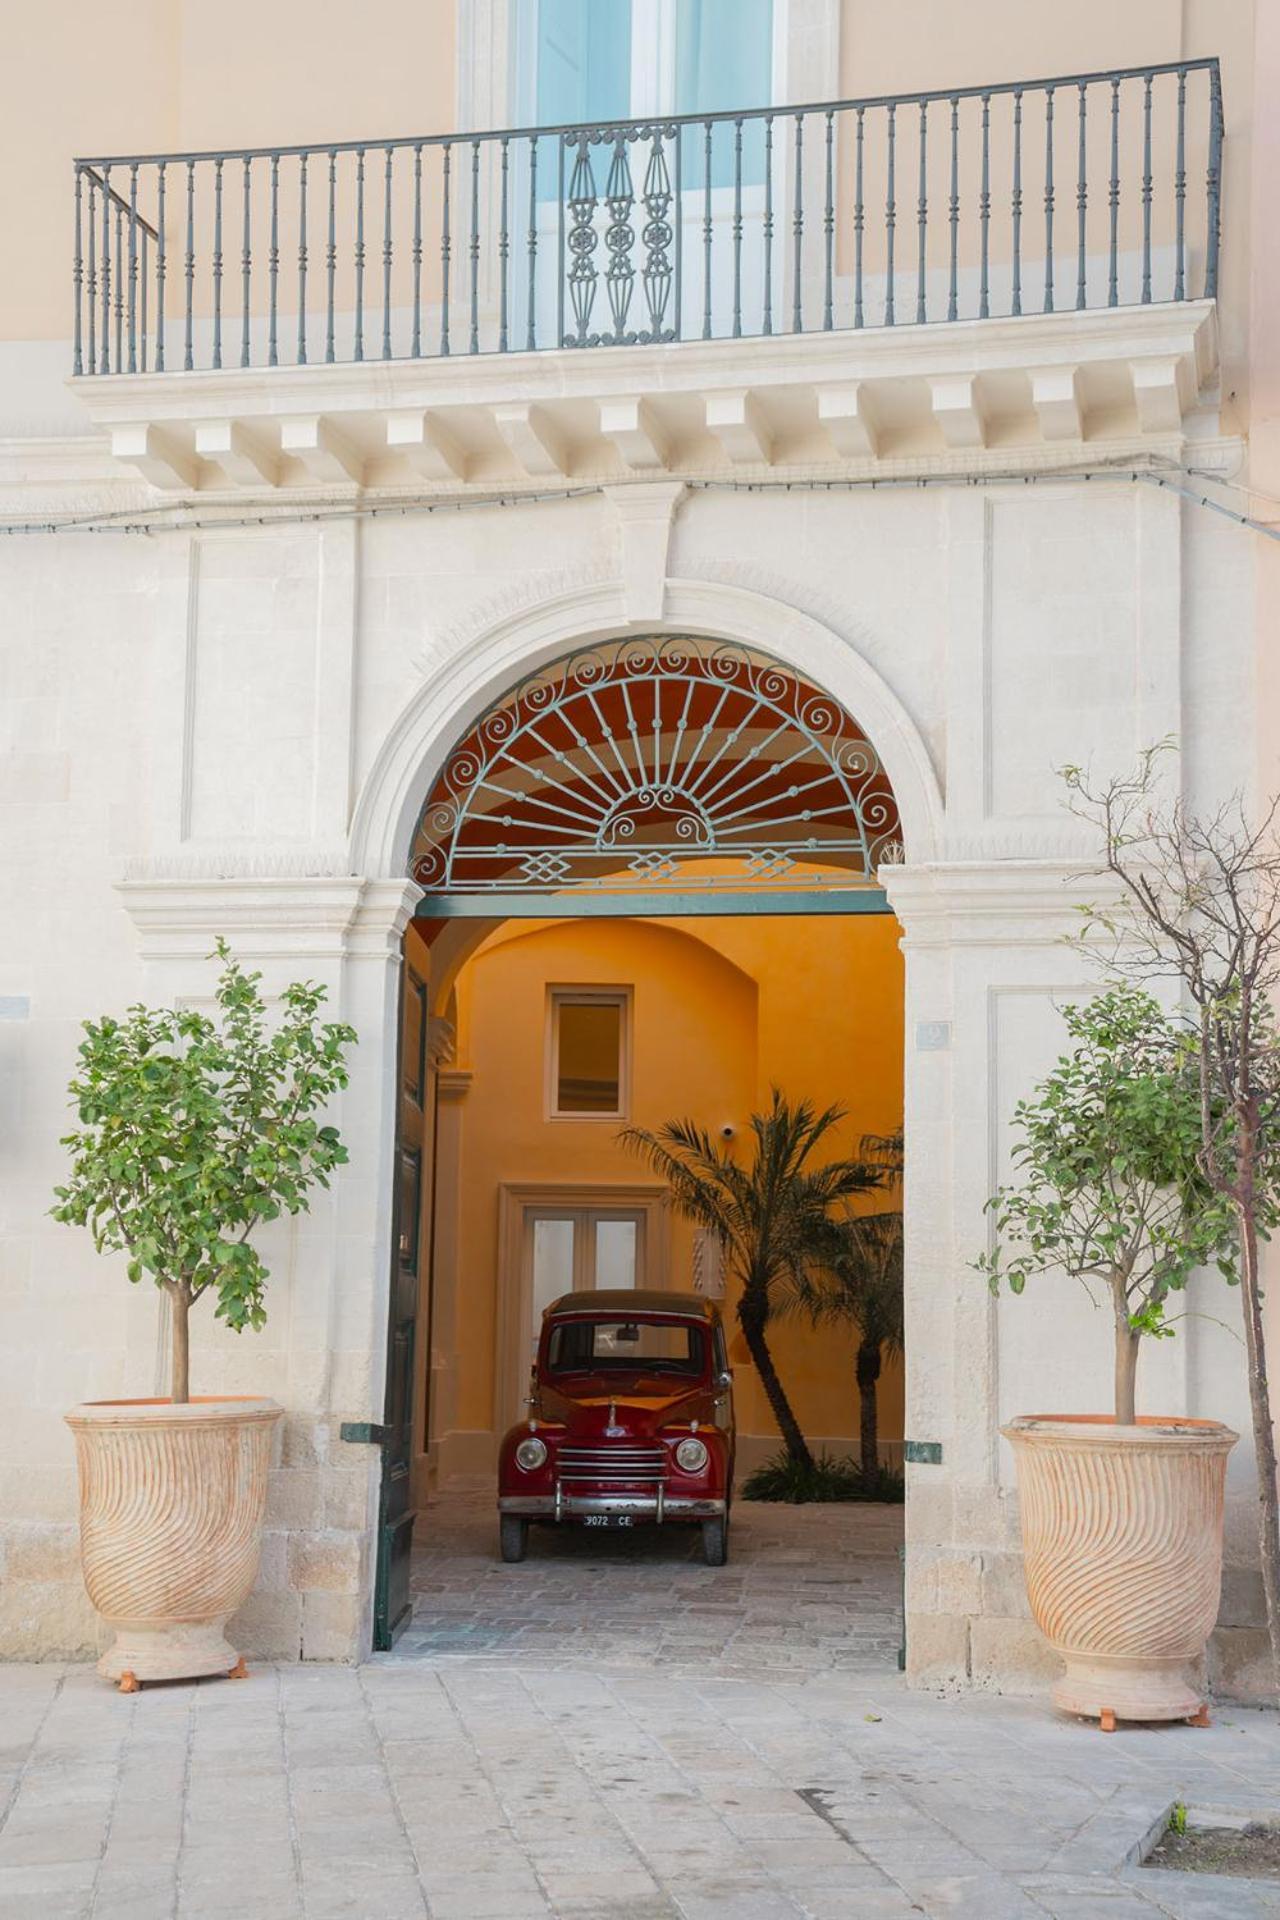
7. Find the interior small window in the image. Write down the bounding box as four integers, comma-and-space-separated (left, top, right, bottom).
552, 991, 627, 1117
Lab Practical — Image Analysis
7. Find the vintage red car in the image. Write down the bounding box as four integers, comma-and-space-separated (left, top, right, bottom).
497, 1290, 735, 1565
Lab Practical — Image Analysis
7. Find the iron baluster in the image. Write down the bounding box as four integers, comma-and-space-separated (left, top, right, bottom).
762, 113, 773, 335
241, 155, 253, 367
1108, 77, 1120, 306
555, 136, 564, 353
140, 230, 148, 370
1206, 60, 1222, 298
411, 143, 423, 357
1043, 84, 1055, 313
603, 131, 635, 342
354, 146, 366, 361
703, 119, 713, 340
791, 112, 803, 333
440, 141, 452, 355
526, 136, 538, 351
296, 153, 308, 364
1011, 90, 1022, 317
565, 133, 598, 346
127, 162, 139, 371
1174, 67, 1187, 300
916, 99, 927, 324
184, 160, 195, 370
823, 109, 834, 330
86, 175, 96, 376
884, 103, 896, 326
1075, 83, 1087, 310
73, 167, 84, 375
383, 144, 394, 360
267, 153, 279, 367
732, 118, 744, 337
325, 150, 337, 363
211, 156, 223, 369
854, 105, 865, 328
672, 123, 682, 339
990, 92, 997, 318
640, 128, 674, 341
114, 204, 124, 372
1141, 71, 1153, 303
947, 96, 959, 321
100, 163, 111, 373
156, 161, 166, 371
498, 135, 510, 351
469, 137, 480, 354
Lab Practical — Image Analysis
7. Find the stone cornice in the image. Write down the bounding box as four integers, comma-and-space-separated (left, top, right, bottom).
882, 859, 1128, 948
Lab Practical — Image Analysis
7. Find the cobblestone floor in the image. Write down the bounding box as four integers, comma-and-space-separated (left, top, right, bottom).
393, 1487, 905, 1674
3, 1492, 1280, 1919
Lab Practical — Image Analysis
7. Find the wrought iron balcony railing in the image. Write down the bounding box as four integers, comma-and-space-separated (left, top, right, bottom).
73, 58, 1222, 378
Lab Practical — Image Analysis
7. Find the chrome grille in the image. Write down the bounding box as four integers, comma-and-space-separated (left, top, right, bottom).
558, 1445, 666, 1485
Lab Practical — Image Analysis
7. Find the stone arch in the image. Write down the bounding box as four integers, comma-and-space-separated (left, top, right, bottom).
349, 578, 944, 882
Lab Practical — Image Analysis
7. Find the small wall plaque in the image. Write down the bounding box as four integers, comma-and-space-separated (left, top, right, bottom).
904, 1439, 943, 1465
915, 1020, 951, 1052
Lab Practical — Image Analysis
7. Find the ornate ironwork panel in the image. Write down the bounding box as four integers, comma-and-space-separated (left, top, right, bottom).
410, 639, 901, 899
561, 125, 678, 348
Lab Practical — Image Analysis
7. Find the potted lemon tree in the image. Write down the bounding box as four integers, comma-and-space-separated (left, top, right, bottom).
53, 941, 355, 1690
978, 985, 1239, 1728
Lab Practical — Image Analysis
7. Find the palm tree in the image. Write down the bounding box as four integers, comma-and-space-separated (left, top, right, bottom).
619, 1090, 882, 1472
805, 1129, 904, 1476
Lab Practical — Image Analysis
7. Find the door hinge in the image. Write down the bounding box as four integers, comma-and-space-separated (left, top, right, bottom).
339, 1421, 390, 1446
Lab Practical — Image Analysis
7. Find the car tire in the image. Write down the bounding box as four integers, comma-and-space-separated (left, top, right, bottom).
500, 1516, 529, 1563
702, 1515, 728, 1566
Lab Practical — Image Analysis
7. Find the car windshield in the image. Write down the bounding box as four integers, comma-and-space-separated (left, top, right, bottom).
547, 1318, 707, 1376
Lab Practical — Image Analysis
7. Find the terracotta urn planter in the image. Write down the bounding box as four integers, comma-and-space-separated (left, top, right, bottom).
65, 1397, 282, 1686
1003, 1414, 1237, 1726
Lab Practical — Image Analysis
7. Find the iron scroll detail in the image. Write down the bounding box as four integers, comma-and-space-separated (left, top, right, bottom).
409, 638, 901, 898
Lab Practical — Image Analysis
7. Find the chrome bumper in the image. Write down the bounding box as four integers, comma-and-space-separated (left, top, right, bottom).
499, 1490, 726, 1521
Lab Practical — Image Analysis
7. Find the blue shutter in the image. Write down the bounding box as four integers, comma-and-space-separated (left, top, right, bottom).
536, 0, 633, 126
676, 0, 774, 187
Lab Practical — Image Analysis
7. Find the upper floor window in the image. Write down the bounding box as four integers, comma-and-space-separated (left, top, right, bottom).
548, 988, 630, 1118
517, 0, 775, 144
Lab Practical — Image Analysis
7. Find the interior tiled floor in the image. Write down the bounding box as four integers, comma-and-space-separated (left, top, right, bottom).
4, 1492, 1280, 1919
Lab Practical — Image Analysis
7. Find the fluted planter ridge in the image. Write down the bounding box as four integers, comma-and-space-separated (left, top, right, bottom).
1003, 1414, 1237, 1725
65, 1396, 282, 1685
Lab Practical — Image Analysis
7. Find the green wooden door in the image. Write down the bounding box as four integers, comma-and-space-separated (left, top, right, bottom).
373, 959, 428, 1651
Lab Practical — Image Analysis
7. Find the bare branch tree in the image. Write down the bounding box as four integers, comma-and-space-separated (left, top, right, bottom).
1063, 743, 1280, 1688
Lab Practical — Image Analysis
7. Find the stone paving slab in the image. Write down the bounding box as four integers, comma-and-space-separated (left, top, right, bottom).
3, 1495, 1280, 1916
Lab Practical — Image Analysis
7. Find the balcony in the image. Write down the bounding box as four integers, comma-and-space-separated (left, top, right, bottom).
71, 59, 1224, 491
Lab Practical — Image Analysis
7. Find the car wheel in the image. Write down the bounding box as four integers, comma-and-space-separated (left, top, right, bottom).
702, 1515, 728, 1566
500, 1516, 529, 1563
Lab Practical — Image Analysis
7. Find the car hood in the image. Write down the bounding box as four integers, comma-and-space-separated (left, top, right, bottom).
536, 1375, 719, 1436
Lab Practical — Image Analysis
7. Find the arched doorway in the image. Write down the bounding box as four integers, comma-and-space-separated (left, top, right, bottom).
375, 632, 907, 1648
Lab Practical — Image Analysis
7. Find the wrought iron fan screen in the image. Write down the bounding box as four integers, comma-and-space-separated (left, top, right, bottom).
410, 639, 901, 898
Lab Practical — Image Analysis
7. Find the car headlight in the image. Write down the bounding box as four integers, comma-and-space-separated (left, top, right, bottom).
515, 1436, 548, 1472
674, 1437, 709, 1473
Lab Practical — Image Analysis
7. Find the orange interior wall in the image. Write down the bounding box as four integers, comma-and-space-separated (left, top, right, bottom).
439, 909, 904, 1457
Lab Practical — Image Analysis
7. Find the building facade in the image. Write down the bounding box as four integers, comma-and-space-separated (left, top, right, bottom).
2, 0, 1278, 1695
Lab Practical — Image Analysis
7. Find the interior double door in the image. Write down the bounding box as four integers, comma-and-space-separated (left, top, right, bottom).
527, 1207, 647, 1330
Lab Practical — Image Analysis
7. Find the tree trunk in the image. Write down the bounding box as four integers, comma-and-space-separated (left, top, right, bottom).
1112, 1273, 1140, 1426
738, 1297, 814, 1473
1236, 1186, 1280, 1695
856, 1338, 881, 1477
170, 1284, 191, 1405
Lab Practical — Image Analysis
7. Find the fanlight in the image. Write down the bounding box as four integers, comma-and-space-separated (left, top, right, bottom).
410, 638, 901, 897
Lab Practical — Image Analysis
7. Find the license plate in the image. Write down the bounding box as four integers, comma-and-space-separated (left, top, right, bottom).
583, 1513, 634, 1528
